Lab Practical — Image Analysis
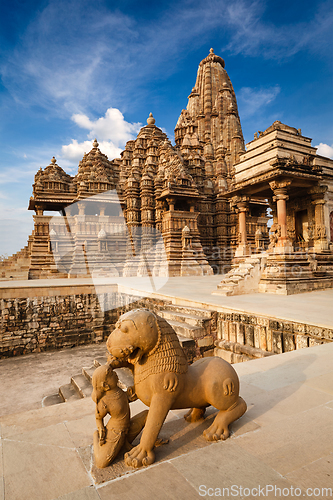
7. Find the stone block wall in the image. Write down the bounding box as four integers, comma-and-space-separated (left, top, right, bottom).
1, 288, 332, 362
0, 292, 167, 358
215, 311, 333, 363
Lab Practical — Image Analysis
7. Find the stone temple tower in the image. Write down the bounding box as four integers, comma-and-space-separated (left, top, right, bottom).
175, 48, 247, 272
175, 48, 245, 175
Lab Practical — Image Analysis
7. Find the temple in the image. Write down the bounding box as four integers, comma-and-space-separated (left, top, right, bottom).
1, 49, 333, 294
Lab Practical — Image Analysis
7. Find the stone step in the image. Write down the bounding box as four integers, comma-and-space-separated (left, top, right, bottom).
158, 304, 212, 319
222, 277, 241, 284
167, 319, 205, 339
82, 365, 96, 383
214, 289, 233, 296
247, 258, 261, 264
59, 383, 81, 403
71, 374, 93, 398
42, 393, 63, 407
215, 339, 274, 359
238, 264, 254, 270
178, 335, 196, 349
216, 282, 235, 290
158, 309, 207, 327
94, 356, 108, 367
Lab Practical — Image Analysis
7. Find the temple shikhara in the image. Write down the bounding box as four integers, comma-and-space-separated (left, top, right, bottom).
2, 49, 333, 294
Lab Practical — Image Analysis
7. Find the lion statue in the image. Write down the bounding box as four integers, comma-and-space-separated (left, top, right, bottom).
106, 309, 247, 468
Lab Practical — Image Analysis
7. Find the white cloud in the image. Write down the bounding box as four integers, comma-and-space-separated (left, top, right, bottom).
60, 107, 142, 163
72, 108, 141, 147
237, 85, 280, 118
315, 143, 333, 159
61, 139, 122, 163
0, 166, 37, 185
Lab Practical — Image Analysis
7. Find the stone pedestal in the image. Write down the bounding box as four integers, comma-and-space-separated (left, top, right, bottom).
259, 251, 333, 294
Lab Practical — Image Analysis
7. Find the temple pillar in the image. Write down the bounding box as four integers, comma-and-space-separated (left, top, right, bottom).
166, 197, 175, 211
312, 199, 329, 251
269, 180, 293, 253
234, 197, 251, 257
35, 205, 44, 216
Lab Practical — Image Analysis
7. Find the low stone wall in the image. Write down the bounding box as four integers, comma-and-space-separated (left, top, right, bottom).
1, 287, 333, 361
215, 311, 333, 363
0, 292, 168, 358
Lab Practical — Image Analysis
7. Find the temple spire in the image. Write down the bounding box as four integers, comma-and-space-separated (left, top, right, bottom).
174, 48, 244, 173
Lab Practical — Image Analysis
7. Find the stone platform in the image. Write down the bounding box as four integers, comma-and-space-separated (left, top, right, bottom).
0, 341, 332, 499
116, 274, 333, 328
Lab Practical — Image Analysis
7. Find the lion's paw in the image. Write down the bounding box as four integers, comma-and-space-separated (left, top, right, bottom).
124, 444, 155, 468
203, 424, 230, 442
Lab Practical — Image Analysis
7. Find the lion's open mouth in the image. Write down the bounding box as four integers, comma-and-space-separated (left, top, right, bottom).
128, 347, 142, 364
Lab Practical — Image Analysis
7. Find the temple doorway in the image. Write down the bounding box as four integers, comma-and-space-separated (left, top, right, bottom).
295, 210, 309, 245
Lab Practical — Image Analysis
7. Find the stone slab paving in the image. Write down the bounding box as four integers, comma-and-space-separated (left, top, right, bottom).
0, 344, 108, 416
118, 275, 333, 328
0, 342, 332, 499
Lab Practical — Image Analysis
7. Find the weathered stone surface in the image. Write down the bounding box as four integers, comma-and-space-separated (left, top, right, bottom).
273, 331, 283, 354
0, 292, 165, 358
197, 336, 214, 348
283, 332, 296, 352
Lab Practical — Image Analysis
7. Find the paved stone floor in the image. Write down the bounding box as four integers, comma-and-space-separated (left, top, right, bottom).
0, 344, 108, 417
118, 275, 333, 328
0, 341, 332, 500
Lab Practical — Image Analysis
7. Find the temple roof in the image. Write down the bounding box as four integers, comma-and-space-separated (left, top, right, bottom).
199, 47, 225, 68
75, 139, 117, 197
35, 157, 72, 185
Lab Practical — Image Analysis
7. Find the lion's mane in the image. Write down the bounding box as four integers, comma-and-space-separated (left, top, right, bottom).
134, 313, 188, 385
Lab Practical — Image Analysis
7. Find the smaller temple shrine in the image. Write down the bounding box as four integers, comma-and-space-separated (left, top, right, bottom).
216, 121, 333, 295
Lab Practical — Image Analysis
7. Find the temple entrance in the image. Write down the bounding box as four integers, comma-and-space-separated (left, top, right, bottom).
330, 211, 333, 242
295, 210, 309, 246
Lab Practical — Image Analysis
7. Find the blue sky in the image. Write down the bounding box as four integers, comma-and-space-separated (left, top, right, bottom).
0, 0, 332, 256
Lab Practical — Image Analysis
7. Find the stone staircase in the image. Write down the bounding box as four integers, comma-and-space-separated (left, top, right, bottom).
0, 237, 33, 280
43, 356, 134, 406
157, 304, 213, 339
214, 253, 267, 296
157, 304, 216, 359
